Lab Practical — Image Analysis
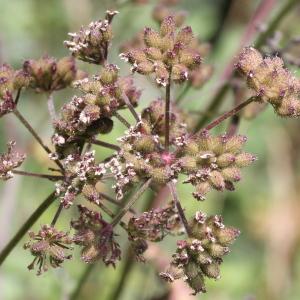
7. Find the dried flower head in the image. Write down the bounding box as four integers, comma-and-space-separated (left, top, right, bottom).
72, 205, 121, 266
0, 64, 30, 116
23, 56, 83, 92
120, 15, 202, 86
160, 212, 240, 294
55, 151, 106, 208
237, 47, 300, 117
24, 225, 72, 275
128, 202, 182, 242
0, 141, 26, 180
64, 11, 118, 65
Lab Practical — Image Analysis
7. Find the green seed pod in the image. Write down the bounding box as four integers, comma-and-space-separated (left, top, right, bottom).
176, 26, 193, 45
221, 167, 241, 182
201, 262, 220, 279
186, 273, 206, 294
237, 46, 263, 76
160, 16, 176, 36
133, 135, 156, 153
184, 261, 200, 279
215, 227, 240, 246
206, 243, 229, 258
209, 171, 225, 190
180, 156, 197, 172
100, 64, 119, 84
235, 152, 256, 167
197, 251, 213, 265
223, 135, 247, 154
145, 47, 163, 61
136, 61, 154, 75
144, 27, 162, 48
217, 153, 236, 168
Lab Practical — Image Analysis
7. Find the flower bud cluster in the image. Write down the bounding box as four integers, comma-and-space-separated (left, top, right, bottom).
120, 15, 202, 86
178, 130, 256, 201
237, 47, 300, 117
160, 211, 240, 294
23, 56, 84, 93
24, 225, 72, 275
55, 151, 106, 208
64, 12, 118, 65
0, 141, 26, 180
107, 101, 188, 199
128, 202, 182, 242
71, 205, 121, 266
0, 64, 30, 116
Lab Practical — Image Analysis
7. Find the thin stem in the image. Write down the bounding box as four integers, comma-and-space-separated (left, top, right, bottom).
201, 96, 256, 132
110, 178, 152, 227
13, 109, 64, 172
50, 203, 64, 227
113, 112, 131, 128
69, 264, 96, 300
122, 93, 140, 122
255, 0, 299, 49
168, 182, 192, 237
0, 191, 57, 266
89, 139, 120, 151
194, 83, 230, 132
47, 93, 56, 122
99, 192, 136, 213
14, 88, 22, 105
176, 82, 191, 104
12, 170, 64, 181
164, 70, 172, 151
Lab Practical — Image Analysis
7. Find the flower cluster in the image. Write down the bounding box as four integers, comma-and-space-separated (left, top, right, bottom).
0, 64, 30, 116
128, 202, 182, 242
55, 151, 106, 208
64, 11, 118, 65
23, 56, 84, 93
237, 47, 300, 117
24, 225, 72, 275
178, 130, 256, 200
110, 104, 255, 200
0, 141, 26, 180
160, 212, 240, 294
72, 205, 121, 266
120, 15, 202, 86
53, 64, 140, 157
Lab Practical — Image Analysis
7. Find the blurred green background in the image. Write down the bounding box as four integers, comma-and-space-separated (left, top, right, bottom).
1, 0, 300, 299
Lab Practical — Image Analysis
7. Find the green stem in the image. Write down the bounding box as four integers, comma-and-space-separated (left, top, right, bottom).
168, 182, 192, 237
164, 70, 172, 151
69, 264, 96, 300
90, 139, 120, 151
12, 170, 63, 181
13, 109, 64, 172
110, 179, 152, 227
0, 191, 57, 266
254, 0, 299, 49
201, 96, 256, 132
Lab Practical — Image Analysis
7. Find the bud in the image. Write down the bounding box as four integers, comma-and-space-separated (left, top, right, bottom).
221, 167, 241, 182
100, 64, 119, 84
207, 243, 229, 258
136, 61, 154, 75
179, 48, 201, 68
193, 182, 211, 201
144, 47, 163, 61
133, 135, 156, 153
209, 170, 225, 190
216, 153, 236, 168
235, 152, 257, 167
160, 16, 176, 36
172, 63, 189, 83
215, 227, 240, 246
201, 262, 220, 279
144, 27, 162, 48
237, 46, 263, 75
176, 26, 193, 44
